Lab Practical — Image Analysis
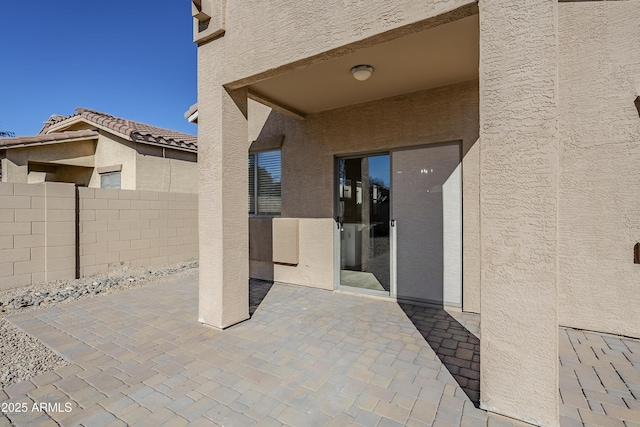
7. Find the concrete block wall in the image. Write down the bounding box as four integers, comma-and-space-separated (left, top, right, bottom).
0, 182, 76, 290
78, 188, 198, 277
0, 182, 198, 290
44, 183, 77, 282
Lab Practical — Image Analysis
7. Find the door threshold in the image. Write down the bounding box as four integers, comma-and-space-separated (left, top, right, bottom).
334, 287, 395, 302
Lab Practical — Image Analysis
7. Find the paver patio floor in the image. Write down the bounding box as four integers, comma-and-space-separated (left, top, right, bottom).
1, 275, 638, 426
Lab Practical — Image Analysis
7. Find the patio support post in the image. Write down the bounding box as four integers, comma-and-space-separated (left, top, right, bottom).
197, 68, 250, 328
479, 1, 559, 426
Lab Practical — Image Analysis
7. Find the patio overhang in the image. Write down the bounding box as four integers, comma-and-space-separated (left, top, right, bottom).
198, 1, 564, 425
47, 155, 96, 168
229, 8, 479, 119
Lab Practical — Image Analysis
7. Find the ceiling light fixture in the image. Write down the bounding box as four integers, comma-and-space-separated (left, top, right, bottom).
350, 65, 374, 81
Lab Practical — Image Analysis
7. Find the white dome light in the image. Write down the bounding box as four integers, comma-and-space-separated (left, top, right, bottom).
350, 65, 374, 81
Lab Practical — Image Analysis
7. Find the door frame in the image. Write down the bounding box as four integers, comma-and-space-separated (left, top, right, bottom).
333, 140, 463, 307
390, 140, 463, 307
333, 151, 393, 297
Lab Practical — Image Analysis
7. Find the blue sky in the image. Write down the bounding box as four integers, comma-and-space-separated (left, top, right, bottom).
0, 1, 197, 137
369, 155, 390, 188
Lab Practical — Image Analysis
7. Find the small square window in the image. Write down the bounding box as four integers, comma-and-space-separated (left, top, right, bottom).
100, 171, 121, 189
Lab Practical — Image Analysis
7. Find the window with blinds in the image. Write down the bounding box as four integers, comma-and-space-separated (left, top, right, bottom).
248, 150, 281, 216
248, 154, 256, 214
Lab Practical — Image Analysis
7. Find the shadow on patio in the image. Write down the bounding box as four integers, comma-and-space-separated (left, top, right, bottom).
249, 279, 275, 316
399, 303, 481, 406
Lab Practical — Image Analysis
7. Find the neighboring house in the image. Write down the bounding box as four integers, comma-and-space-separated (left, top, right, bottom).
192, 1, 640, 425
0, 108, 197, 193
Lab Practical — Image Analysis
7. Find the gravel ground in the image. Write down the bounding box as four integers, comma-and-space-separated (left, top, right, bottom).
0, 261, 198, 389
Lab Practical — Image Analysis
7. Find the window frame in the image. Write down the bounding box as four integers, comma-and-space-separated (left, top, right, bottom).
100, 170, 121, 189
248, 149, 281, 217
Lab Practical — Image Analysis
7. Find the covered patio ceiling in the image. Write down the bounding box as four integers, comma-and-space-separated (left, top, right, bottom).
247, 14, 479, 117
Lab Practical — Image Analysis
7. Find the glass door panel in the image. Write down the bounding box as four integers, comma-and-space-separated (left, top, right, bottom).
337, 154, 390, 294
391, 143, 462, 306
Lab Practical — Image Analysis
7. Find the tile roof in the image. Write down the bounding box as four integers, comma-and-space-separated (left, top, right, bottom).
40, 108, 197, 153
0, 129, 99, 148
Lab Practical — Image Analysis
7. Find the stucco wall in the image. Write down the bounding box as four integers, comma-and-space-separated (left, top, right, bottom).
90, 133, 137, 190
273, 219, 335, 290
1, 157, 25, 184
196, 84, 251, 328
2, 140, 96, 185
204, 0, 475, 87
558, 2, 640, 338
248, 81, 480, 310
0, 134, 195, 193
478, 1, 559, 424
135, 146, 198, 194
0, 155, 6, 182
197, 0, 482, 331
28, 164, 93, 187
196, 1, 576, 422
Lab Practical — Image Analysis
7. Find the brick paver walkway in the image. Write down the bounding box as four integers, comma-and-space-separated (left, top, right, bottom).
559, 329, 640, 427
0, 275, 638, 426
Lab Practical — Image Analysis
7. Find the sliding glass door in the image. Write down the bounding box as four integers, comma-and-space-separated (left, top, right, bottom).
337, 154, 390, 294
335, 143, 461, 306
392, 142, 462, 306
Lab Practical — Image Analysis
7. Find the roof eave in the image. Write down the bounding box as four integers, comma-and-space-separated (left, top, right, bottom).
0, 134, 100, 150
46, 117, 133, 142
43, 116, 84, 134
131, 136, 198, 154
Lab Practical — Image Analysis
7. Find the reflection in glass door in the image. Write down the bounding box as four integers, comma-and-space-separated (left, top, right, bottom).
392, 142, 462, 306
337, 154, 390, 294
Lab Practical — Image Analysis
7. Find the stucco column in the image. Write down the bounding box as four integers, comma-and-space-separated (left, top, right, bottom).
479, 1, 559, 426
2, 158, 27, 183
197, 70, 250, 328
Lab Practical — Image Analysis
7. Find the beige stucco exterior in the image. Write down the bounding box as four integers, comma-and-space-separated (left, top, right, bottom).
557, 1, 640, 340
274, 218, 334, 291
136, 144, 198, 193
1, 139, 96, 185
196, 1, 640, 425
247, 81, 481, 309
1, 130, 197, 193
89, 133, 137, 189
2, 131, 197, 193
479, 1, 559, 424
